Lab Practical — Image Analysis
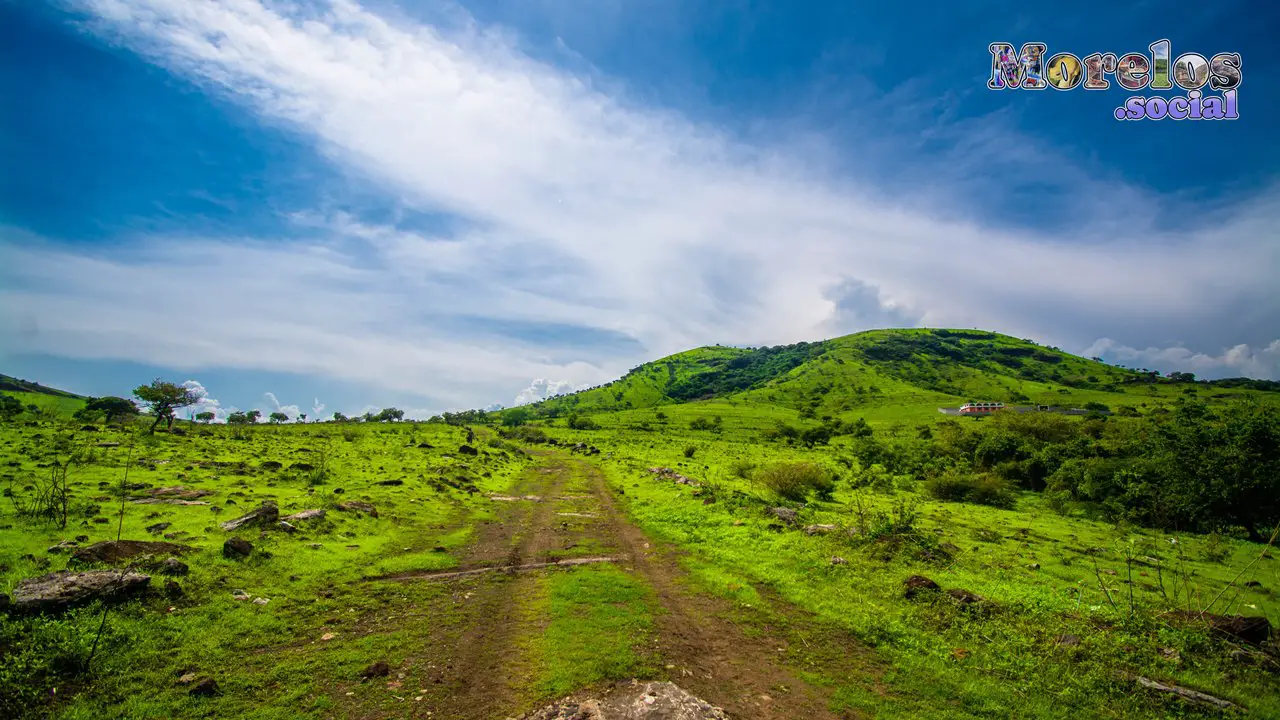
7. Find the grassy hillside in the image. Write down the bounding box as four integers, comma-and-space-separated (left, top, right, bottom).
515, 329, 1278, 432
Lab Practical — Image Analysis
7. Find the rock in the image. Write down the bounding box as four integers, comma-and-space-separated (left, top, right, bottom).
10, 570, 151, 613
220, 501, 279, 531
458, 444, 479, 456
223, 538, 253, 560
519, 681, 728, 719
70, 540, 194, 567
904, 575, 941, 599
47, 540, 79, 554
830, 556, 847, 565
283, 509, 326, 522
189, 678, 221, 697
232, 589, 250, 600
261, 461, 282, 470
1057, 634, 1081, 647
157, 557, 189, 576
1244, 580, 1263, 588
361, 660, 391, 679
804, 524, 836, 535
1028, 563, 1041, 570
278, 521, 297, 534
0, 593, 9, 609
164, 579, 184, 598
768, 507, 798, 525
946, 588, 988, 608
377, 479, 404, 486
144, 486, 214, 500
75, 535, 89, 542
252, 597, 269, 605
177, 672, 198, 684
1167, 610, 1272, 645
145, 522, 171, 535
417, 442, 434, 448
336, 501, 378, 518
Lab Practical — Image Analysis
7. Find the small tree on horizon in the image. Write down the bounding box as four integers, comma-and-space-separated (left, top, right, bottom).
268, 411, 289, 424
246, 409, 261, 424
133, 379, 201, 433
195, 411, 216, 423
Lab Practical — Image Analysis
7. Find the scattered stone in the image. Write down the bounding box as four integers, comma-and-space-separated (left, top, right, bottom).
320, 632, 336, 641
519, 681, 728, 719
164, 579, 184, 598
97, 441, 121, 448
10, 570, 151, 613
1100, 569, 1118, 576
210, 506, 223, 514
336, 501, 378, 518
220, 501, 279, 531
147, 556, 187, 576
291, 463, 315, 472
131, 499, 210, 506
1127, 673, 1239, 711
769, 507, 798, 525
278, 521, 297, 534
146, 522, 171, 535
361, 661, 391, 679
333, 488, 345, 494
70, 540, 194, 566
377, 479, 404, 486
830, 556, 847, 565
261, 461, 283, 470
177, 672, 198, 684
1166, 611, 1272, 646
804, 524, 836, 535
189, 678, 221, 697
144, 486, 215, 500
283, 509, 326, 522
1057, 634, 1081, 647
416, 442, 433, 448
904, 575, 941, 599
47, 540, 79, 554
458, 445, 479, 456
223, 538, 253, 560
1028, 563, 1041, 570
232, 590, 250, 600
252, 597, 269, 605
946, 589, 987, 608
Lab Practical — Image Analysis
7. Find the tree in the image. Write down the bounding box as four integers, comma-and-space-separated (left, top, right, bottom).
333, 411, 348, 423
268, 411, 289, 424
501, 407, 531, 427
195, 411, 216, 423
85, 396, 139, 425
299, 414, 307, 423
246, 409, 261, 424
227, 411, 248, 425
376, 407, 405, 422
0, 394, 22, 422
133, 379, 201, 433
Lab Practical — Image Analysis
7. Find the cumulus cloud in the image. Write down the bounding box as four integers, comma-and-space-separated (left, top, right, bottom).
1084, 338, 1280, 381
0, 0, 1276, 414
181, 379, 226, 421
514, 378, 578, 406
263, 391, 303, 421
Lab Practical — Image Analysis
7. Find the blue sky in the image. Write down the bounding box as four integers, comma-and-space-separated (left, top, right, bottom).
2, 0, 1278, 419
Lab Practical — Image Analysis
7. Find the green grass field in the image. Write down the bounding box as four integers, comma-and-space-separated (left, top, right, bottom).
2, 329, 1278, 718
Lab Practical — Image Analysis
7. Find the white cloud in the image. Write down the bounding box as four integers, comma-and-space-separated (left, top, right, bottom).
514, 378, 577, 406
182, 379, 227, 421
0, 0, 1276, 413
263, 391, 302, 420
1084, 338, 1280, 381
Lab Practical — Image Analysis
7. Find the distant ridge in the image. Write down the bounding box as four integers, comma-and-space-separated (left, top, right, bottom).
0, 373, 88, 399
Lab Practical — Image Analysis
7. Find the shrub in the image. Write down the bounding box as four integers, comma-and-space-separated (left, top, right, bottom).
756, 461, 833, 502
925, 470, 1015, 509
729, 459, 756, 479
500, 426, 550, 444
683, 445, 696, 459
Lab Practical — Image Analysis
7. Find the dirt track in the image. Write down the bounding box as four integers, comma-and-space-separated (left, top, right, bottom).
363, 454, 864, 719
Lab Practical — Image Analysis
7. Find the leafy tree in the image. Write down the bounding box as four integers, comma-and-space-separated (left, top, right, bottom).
80, 396, 139, 425
299, 414, 307, 423
333, 412, 348, 423
246, 409, 261, 424
195, 411, 216, 423
268, 411, 289, 424
226, 411, 248, 425
501, 407, 531, 427
376, 407, 405, 422
133, 379, 201, 433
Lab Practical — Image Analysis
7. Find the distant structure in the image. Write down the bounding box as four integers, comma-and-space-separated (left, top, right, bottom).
958, 402, 1005, 416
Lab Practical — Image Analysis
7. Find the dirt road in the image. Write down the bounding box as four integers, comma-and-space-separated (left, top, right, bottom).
364, 454, 867, 719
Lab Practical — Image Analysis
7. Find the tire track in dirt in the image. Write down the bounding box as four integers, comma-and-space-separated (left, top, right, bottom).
573, 458, 854, 720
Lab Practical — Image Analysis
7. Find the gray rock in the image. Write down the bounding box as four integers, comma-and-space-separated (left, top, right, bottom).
157, 557, 189, 576
189, 678, 220, 696
220, 501, 279, 532
520, 681, 728, 719
904, 575, 941, 599
70, 540, 193, 566
10, 570, 150, 613
335, 501, 378, 518
769, 507, 798, 525
47, 540, 79, 554
145, 522, 171, 535
283, 509, 326, 522
277, 521, 297, 534
223, 538, 253, 560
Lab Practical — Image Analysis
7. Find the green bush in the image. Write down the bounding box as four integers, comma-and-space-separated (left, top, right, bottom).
925, 470, 1015, 508
756, 461, 833, 502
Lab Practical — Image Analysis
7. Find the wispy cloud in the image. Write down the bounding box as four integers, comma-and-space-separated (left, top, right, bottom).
1, 0, 1276, 413
1086, 338, 1280, 380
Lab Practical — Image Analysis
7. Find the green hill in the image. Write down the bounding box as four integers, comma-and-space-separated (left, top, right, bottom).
512, 328, 1276, 428
0, 374, 89, 418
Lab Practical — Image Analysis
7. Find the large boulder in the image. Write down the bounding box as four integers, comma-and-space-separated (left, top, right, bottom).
223, 538, 254, 560
520, 681, 728, 719
70, 540, 193, 566
9, 570, 150, 613
769, 507, 799, 525
904, 575, 941, 599
283, 509, 326, 522
220, 501, 279, 531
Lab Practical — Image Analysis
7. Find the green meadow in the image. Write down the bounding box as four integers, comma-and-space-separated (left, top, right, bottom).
2, 329, 1278, 719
